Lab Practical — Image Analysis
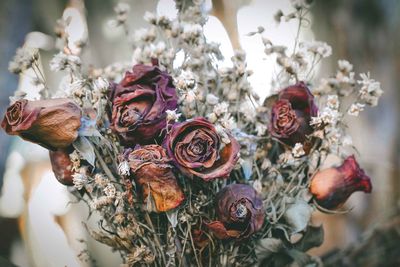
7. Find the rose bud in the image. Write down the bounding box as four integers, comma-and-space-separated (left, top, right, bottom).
207, 184, 265, 241
310, 155, 372, 210
126, 145, 184, 213
164, 118, 240, 181
49, 147, 74, 185
109, 63, 178, 146
269, 82, 318, 147
1, 98, 81, 150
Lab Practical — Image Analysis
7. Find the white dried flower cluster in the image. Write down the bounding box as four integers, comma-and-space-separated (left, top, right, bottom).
93, 77, 109, 93
118, 161, 130, 176
8, 47, 39, 74
72, 172, 88, 190
358, 72, 383, 106
166, 109, 181, 122
103, 183, 117, 198
50, 52, 81, 72
348, 103, 365, 116
292, 143, 306, 158
300, 41, 332, 58
326, 95, 339, 110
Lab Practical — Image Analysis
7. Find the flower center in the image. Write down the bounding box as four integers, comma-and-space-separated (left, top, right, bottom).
235, 203, 248, 219
121, 108, 141, 126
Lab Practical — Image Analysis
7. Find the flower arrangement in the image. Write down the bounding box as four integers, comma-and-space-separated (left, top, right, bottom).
2, 0, 383, 266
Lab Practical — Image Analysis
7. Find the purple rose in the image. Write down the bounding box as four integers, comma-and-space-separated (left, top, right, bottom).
164, 118, 240, 181
207, 184, 265, 240
109, 63, 178, 146
269, 82, 318, 147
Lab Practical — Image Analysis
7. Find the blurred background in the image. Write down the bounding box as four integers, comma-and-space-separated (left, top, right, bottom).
0, 0, 399, 266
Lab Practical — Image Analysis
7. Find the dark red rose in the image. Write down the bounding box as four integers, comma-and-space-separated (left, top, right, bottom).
164, 118, 240, 181
310, 155, 372, 209
269, 82, 318, 147
109, 64, 178, 146
49, 147, 74, 185
207, 184, 265, 240
1, 99, 81, 150
126, 145, 184, 212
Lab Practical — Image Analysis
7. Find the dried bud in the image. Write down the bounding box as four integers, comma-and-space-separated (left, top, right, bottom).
310, 155, 372, 209
126, 145, 184, 212
1, 99, 81, 150
49, 147, 74, 185
207, 184, 265, 241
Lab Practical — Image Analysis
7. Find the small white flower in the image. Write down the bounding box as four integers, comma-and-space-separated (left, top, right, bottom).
338, 59, 353, 73
103, 183, 116, 198
206, 94, 219, 105
320, 107, 341, 125
327, 95, 339, 110
143, 11, 157, 24
184, 90, 197, 103
207, 113, 218, 123
300, 41, 332, 58
50, 52, 81, 72
72, 173, 88, 190
292, 143, 305, 158
118, 161, 130, 176
256, 123, 267, 136
93, 77, 109, 93
8, 47, 39, 74
213, 102, 229, 116
253, 180, 263, 194
358, 73, 383, 106
219, 115, 237, 130
348, 103, 365, 116
166, 109, 181, 122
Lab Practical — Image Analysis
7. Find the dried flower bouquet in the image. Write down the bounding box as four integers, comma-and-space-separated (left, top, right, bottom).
2, 0, 383, 266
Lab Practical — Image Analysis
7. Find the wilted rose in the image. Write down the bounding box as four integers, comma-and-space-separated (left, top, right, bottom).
269, 82, 318, 147
164, 118, 240, 181
109, 63, 178, 146
310, 155, 372, 209
49, 147, 74, 185
207, 184, 265, 240
126, 145, 184, 212
1, 99, 81, 150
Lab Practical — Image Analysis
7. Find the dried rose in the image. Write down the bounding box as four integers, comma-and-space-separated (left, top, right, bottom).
269, 82, 318, 147
49, 147, 74, 185
310, 155, 372, 209
164, 118, 240, 181
126, 145, 184, 212
109, 64, 178, 146
1, 99, 81, 150
207, 184, 265, 241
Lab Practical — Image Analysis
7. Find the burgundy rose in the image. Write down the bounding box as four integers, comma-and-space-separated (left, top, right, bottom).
126, 145, 184, 212
269, 82, 318, 147
49, 147, 74, 186
310, 155, 372, 209
164, 118, 240, 181
109, 64, 178, 146
207, 184, 265, 240
1, 99, 81, 150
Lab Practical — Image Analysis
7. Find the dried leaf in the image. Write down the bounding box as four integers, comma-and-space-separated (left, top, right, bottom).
284, 200, 313, 234
166, 209, 178, 228
73, 136, 95, 166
